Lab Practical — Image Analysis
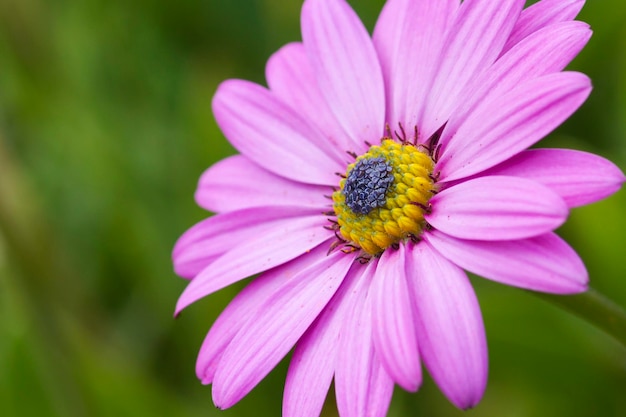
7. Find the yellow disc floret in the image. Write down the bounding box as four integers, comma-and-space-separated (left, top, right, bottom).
332, 139, 436, 255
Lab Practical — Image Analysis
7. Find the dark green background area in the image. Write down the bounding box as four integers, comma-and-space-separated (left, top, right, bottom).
0, 0, 625, 416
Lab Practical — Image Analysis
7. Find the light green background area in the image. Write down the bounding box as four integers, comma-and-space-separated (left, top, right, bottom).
0, 0, 625, 416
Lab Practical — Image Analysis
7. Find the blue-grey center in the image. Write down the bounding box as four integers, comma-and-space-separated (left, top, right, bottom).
342, 157, 394, 215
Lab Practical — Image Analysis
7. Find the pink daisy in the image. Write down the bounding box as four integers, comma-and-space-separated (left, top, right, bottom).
173, 0, 625, 415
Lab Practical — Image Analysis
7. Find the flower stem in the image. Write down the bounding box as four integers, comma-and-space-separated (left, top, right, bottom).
534, 288, 626, 348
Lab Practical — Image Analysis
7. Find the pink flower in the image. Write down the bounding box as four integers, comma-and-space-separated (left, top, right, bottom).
173, 0, 625, 415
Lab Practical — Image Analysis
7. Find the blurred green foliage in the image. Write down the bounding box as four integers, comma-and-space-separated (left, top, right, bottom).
0, 0, 625, 416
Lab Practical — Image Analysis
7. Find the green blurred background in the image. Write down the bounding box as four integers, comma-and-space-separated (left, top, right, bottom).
0, 0, 625, 416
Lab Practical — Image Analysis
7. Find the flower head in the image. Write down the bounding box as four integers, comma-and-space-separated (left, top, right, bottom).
173, 0, 625, 415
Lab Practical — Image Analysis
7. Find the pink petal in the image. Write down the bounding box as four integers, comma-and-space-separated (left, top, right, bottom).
194, 246, 329, 385
301, 0, 385, 152
371, 245, 421, 391
173, 206, 318, 279
283, 264, 363, 417
420, 0, 525, 140
212, 79, 340, 185
195, 265, 291, 385
195, 155, 330, 213
407, 241, 487, 410
437, 72, 592, 182
212, 249, 353, 409
425, 230, 588, 294
442, 20, 591, 147
175, 215, 332, 314
481, 149, 626, 208
372, 0, 457, 130
266, 42, 352, 157
426, 176, 568, 241
335, 261, 394, 417
503, 0, 586, 53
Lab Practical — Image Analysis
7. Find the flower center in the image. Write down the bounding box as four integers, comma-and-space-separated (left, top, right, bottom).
343, 157, 395, 215
332, 139, 436, 255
